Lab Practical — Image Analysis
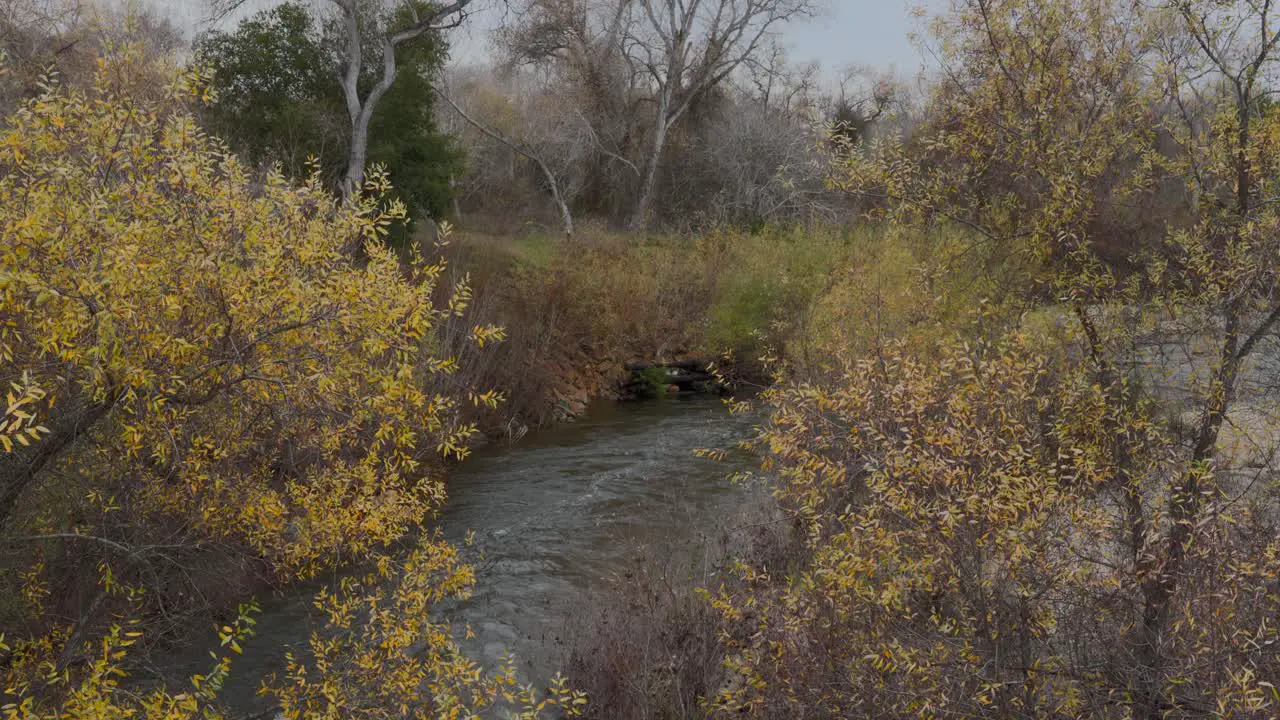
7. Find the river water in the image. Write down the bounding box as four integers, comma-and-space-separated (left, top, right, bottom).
163, 394, 760, 714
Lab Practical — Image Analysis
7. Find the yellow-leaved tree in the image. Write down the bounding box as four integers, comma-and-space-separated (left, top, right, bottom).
712, 0, 1280, 717
0, 45, 590, 720
0, 45, 487, 570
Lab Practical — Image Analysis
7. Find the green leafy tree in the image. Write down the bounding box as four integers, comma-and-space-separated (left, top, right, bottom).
195, 1, 462, 222
193, 3, 343, 182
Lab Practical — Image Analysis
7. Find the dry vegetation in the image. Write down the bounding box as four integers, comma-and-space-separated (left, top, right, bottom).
4, 0, 1280, 718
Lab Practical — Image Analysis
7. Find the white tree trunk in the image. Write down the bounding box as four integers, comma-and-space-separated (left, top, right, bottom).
343, 110, 372, 199
341, 37, 399, 201
628, 96, 670, 232
332, 0, 474, 203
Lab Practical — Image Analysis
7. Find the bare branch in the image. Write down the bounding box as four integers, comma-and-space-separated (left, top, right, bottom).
438, 85, 575, 237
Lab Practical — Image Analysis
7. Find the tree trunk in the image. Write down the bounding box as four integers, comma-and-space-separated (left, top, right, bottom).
338, 0, 363, 201
1132, 323, 1238, 718
1129, 80, 1261, 718
343, 108, 373, 200
551, 179, 574, 239
341, 43, 399, 202
0, 391, 114, 530
627, 98, 671, 233
336, 3, 401, 203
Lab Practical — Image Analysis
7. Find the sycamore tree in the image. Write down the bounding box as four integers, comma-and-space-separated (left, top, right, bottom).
196, 1, 463, 222
712, 0, 1280, 717
503, 0, 818, 230
323, 0, 474, 200
209, 0, 478, 202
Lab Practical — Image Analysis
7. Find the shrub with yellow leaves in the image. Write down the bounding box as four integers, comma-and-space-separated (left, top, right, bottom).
0, 373, 47, 454
0, 586, 258, 720
0, 45, 545, 718
264, 535, 586, 720
730, 1, 1280, 716
0, 45, 499, 569
711, 332, 1280, 718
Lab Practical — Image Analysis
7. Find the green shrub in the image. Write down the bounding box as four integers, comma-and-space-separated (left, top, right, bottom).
633, 365, 671, 398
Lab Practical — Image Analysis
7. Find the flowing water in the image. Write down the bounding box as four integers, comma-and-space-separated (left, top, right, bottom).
163, 395, 761, 714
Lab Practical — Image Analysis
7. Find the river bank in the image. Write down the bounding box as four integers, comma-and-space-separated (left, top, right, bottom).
433, 224, 874, 435
154, 395, 767, 717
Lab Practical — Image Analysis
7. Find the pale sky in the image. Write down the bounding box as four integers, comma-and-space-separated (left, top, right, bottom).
155, 0, 945, 78
787, 1, 943, 77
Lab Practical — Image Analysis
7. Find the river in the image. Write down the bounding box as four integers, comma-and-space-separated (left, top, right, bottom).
159, 394, 761, 715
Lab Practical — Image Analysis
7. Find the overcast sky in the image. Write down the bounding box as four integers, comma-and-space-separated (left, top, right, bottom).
158, 0, 945, 80
786, 1, 940, 77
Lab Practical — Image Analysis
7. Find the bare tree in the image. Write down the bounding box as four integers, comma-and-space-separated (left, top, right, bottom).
648, 45, 839, 228
438, 82, 576, 237
502, 0, 818, 230
621, 0, 819, 230
825, 65, 896, 146
499, 0, 643, 219
0, 0, 87, 111
0, 1, 185, 116
741, 39, 819, 115
0, 0, 82, 56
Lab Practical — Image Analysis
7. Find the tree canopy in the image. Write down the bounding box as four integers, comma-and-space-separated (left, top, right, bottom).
195, 1, 462, 221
